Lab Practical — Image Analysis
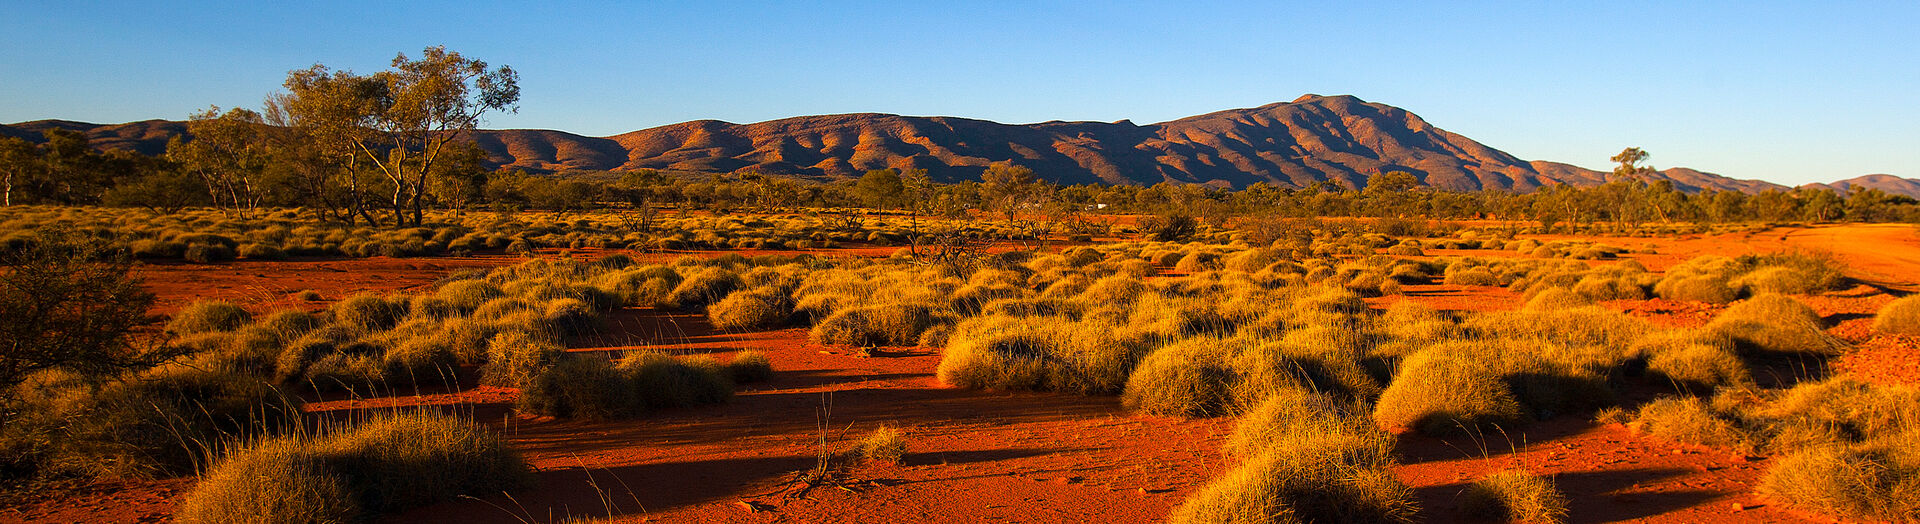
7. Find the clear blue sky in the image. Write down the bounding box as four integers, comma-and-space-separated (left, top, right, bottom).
3, 1, 1914, 186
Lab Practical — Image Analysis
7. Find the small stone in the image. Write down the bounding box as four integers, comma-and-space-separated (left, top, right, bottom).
1731, 502, 1748, 511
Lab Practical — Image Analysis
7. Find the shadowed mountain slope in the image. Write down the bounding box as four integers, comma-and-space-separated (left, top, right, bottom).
0, 95, 1846, 193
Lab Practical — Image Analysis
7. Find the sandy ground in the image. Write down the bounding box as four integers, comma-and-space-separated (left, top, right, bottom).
5, 223, 1915, 524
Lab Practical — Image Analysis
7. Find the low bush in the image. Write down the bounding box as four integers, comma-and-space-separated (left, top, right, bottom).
1645, 341, 1753, 393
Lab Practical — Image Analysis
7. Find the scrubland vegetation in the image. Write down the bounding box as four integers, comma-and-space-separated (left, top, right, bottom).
2, 194, 1914, 523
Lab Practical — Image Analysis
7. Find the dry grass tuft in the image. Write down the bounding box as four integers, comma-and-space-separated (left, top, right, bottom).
1459, 470, 1569, 524
855, 425, 907, 465
1874, 295, 1920, 336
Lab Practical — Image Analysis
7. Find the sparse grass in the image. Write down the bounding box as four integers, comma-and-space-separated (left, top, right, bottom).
1459, 470, 1569, 524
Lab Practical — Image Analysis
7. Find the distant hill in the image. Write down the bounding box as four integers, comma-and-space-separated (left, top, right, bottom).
0, 95, 1874, 193
1800, 174, 1920, 198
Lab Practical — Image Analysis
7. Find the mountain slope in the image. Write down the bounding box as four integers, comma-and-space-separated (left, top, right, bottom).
0, 96, 1839, 193
1801, 174, 1920, 198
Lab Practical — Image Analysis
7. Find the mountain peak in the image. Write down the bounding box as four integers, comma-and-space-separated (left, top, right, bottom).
0, 98, 1858, 193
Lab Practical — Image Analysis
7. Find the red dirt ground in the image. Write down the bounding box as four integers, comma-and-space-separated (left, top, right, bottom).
6, 223, 1916, 524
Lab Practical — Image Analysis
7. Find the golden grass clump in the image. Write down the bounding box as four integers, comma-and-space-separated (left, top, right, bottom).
855, 425, 908, 465
331, 293, 407, 332
1168, 427, 1417, 524
1705, 294, 1843, 356
937, 315, 1146, 394
1224, 388, 1384, 461
1122, 337, 1240, 417
1874, 295, 1920, 336
176, 413, 531, 523
1644, 340, 1753, 393
168, 300, 252, 335
517, 356, 640, 420
1372, 346, 1527, 435
1459, 470, 1569, 524
478, 332, 563, 389
810, 304, 952, 347
1760, 438, 1920, 522
1621, 396, 1759, 453
707, 288, 791, 331
616, 351, 733, 411
726, 350, 775, 383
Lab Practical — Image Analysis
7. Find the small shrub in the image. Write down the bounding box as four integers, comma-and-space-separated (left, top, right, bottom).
1460, 470, 1569, 524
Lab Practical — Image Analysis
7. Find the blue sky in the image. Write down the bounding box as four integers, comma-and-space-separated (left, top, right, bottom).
3, 1, 1914, 185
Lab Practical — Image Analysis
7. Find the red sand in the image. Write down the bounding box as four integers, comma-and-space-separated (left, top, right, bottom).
7, 223, 1917, 523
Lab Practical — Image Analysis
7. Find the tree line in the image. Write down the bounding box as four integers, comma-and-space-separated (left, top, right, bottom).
1, 46, 1915, 228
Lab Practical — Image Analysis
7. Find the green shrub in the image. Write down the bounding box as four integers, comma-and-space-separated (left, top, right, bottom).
1874, 295, 1920, 336
1460, 470, 1569, 524
168, 301, 253, 335
176, 413, 531, 523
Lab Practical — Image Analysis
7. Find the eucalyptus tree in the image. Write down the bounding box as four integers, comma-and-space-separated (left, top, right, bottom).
276, 46, 519, 227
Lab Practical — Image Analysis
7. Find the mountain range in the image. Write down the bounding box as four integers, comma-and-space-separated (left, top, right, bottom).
5, 94, 1914, 196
